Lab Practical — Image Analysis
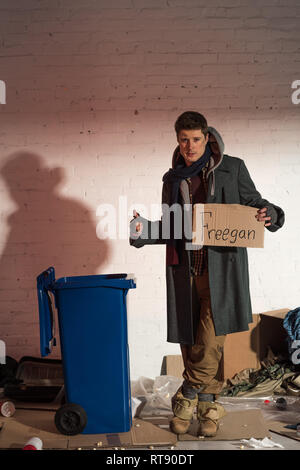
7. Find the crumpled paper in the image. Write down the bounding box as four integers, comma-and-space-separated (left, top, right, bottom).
240, 437, 284, 449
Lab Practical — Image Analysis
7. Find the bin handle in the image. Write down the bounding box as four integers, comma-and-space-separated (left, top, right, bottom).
46, 289, 57, 350
37, 267, 56, 357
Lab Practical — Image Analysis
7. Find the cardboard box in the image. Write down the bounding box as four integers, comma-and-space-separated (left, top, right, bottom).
165, 309, 290, 382
192, 203, 264, 248
223, 308, 290, 381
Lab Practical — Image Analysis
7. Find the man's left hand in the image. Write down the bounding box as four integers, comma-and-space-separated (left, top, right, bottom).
255, 207, 272, 227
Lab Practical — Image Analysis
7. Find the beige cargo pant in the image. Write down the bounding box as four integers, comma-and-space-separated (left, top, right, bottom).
180, 271, 226, 395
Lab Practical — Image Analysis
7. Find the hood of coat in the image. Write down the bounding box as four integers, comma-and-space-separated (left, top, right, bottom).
171, 126, 224, 173
171, 126, 225, 197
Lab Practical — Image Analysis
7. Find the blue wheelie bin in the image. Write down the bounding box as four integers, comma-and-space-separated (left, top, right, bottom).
37, 267, 136, 436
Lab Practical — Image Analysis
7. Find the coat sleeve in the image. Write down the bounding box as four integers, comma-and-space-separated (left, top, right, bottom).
129, 183, 169, 248
238, 159, 285, 232
129, 216, 166, 248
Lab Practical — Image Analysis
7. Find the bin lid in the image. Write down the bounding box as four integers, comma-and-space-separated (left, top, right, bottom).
52, 273, 136, 291
37, 268, 136, 357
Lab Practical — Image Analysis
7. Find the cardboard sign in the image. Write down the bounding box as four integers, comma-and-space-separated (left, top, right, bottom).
192, 203, 264, 248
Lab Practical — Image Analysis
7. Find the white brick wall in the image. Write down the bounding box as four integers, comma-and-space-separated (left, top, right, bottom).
0, 0, 299, 380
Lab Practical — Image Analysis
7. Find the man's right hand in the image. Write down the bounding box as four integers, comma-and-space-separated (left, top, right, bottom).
130, 209, 143, 238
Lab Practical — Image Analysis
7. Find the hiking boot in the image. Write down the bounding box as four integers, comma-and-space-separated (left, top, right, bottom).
169, 387, 198, 435
197, 401, 226, 437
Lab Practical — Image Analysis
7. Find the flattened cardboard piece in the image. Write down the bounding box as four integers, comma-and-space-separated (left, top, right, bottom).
67, 429, 132, 449
192, 203, 264, 248
2, 408, 58, 434
68, 418, 177, 449
0, 414, 68, 449
268, 420, 300, 442
130, 418, 177, 447
0, 411, 177, 450
178, 410, 270, 441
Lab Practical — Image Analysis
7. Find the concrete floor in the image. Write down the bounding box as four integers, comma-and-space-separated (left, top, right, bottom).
170, 431, 300, 450
129, 431, 300, 451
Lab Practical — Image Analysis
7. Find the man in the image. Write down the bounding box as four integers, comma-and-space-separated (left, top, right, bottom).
129, 111, 285, 437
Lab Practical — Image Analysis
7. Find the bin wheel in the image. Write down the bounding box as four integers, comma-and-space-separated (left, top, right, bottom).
55, 403, 87, 435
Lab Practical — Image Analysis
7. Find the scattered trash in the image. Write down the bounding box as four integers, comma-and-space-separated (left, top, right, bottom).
218, 395, 300, 425
284, 423, 300, 430
261, 397, 300, 424
0, 400, 15, 417
275, 397, 287, 410
282, 374, 300, 397
240, 437, 284, 449
22, 437, 43, 450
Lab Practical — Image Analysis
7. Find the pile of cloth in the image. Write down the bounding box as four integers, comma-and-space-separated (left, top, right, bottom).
221, 347, 300, 397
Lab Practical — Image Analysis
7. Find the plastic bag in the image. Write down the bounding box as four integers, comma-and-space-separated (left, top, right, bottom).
131, 376, 154, 397
218, 395, 300, 424
217, 395, 271, 413
240, 437, 284, 449
131, 396, 142, 418
131, 375, 182, 416
260, 396, 300, 423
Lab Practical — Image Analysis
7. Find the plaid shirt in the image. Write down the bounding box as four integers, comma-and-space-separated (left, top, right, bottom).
187, 164, 209, 276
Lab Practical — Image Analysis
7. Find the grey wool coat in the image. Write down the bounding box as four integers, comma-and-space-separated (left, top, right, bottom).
130, 127, 285, 344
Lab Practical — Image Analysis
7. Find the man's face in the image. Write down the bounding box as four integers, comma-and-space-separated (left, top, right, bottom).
177, 129, 209, 167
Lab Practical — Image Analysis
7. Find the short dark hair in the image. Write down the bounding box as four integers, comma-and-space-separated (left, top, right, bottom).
175, 111, 208, 136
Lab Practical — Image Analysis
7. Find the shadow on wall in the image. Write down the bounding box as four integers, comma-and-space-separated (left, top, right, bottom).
0, 152, 110, 359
